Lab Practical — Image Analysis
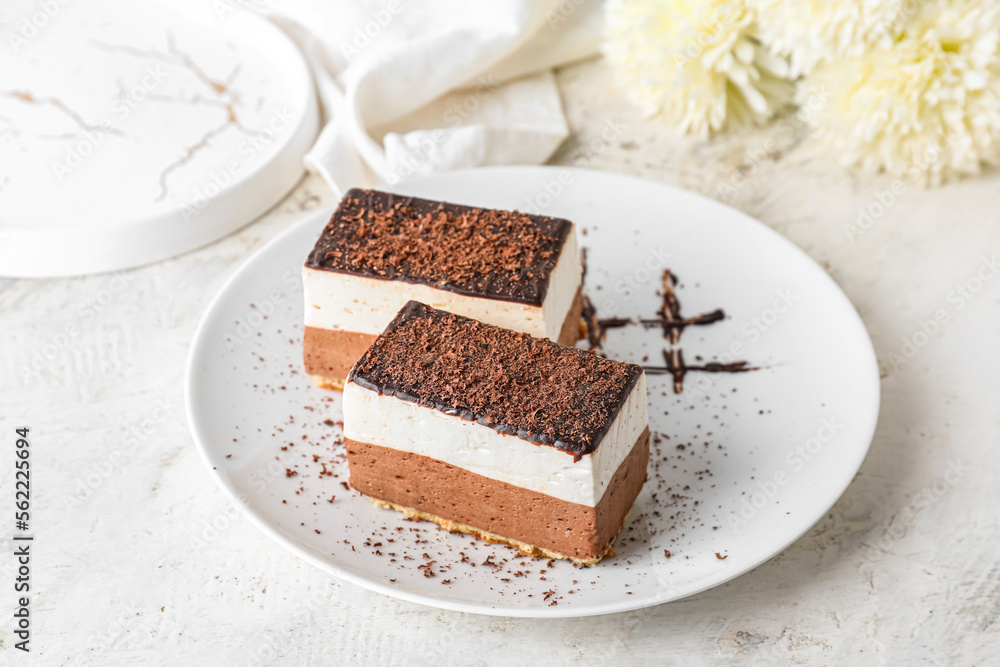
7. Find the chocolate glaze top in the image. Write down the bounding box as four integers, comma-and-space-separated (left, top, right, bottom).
305, 188, 573, 306
348, 301, 644, 459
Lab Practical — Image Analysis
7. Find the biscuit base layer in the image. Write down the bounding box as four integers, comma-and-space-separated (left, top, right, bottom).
305, 286, 586, 391
369, 497, 618, 566
312, 375, 346, 391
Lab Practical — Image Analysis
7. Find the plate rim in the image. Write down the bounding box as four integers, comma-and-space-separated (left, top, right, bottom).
185, 165, 881, 618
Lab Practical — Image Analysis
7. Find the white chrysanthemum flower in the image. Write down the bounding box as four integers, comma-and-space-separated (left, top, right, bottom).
753, 0, 910, 77
602, 0, 792, 135
806, 0, 1000, 185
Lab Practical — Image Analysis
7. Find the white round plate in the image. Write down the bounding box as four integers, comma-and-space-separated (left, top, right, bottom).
0, 0, 317, 277
186, 167, 880, 618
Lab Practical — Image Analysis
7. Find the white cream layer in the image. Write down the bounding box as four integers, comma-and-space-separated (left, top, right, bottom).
303, 228, 580, 340
343, 372, 646, 507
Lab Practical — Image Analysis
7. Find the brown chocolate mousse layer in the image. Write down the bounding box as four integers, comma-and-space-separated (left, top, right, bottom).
346, 427, 650, 562
557, 285, 584, 347
303, 328, 377, 386
349, 301, 642, 458
304, 288, 585, 390
305, 189, 572, 306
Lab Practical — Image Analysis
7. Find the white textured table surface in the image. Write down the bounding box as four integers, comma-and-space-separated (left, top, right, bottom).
2, 58, 999, 665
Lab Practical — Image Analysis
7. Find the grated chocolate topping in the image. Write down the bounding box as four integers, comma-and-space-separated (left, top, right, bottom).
304, 189, 572, 306
348, 301, 644, 459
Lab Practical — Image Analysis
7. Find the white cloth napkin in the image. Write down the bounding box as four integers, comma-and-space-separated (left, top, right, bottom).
265, 0, 603, 196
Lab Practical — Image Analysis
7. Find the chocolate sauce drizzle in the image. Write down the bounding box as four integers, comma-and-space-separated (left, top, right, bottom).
584, 269, 759, 393
643, 349, 758, 394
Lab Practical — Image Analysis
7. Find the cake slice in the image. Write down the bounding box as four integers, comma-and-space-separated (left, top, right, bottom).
343, 301, 649, 565
303, 188, 583, 390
